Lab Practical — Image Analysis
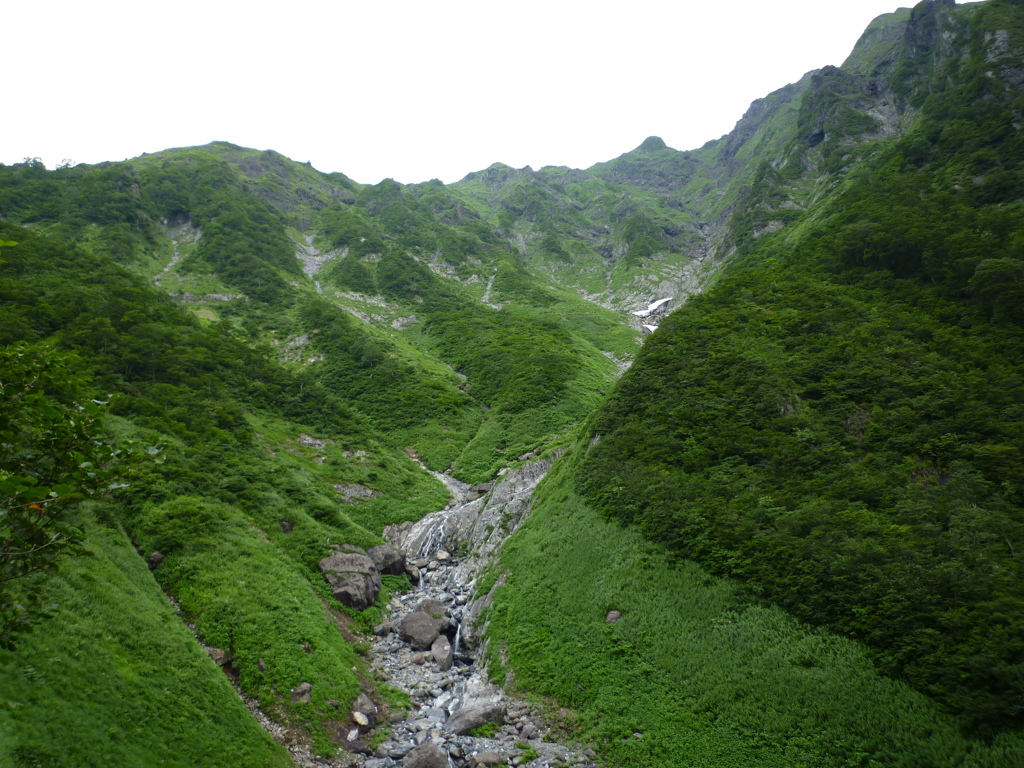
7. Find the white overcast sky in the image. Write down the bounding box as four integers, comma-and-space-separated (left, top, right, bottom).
4, 0, 948, 185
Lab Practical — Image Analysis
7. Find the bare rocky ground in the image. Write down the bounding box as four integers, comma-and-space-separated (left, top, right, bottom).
356, 558, 596, 768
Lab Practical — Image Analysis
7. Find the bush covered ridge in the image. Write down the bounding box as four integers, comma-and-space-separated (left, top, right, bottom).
486, 461, 1024, 768
575, 0, 1024, 738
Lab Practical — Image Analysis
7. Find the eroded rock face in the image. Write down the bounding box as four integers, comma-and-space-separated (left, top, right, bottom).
319, 547, 381, 609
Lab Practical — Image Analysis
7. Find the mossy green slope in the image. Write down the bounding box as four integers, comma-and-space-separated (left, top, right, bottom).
0, 510, 290, 768
0, 220, 440, 757
485, 458, 1024, 768
561, 0, 1024, 742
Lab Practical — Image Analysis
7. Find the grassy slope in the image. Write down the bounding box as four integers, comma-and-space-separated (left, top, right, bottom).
485, 456, 1024, 768
485, 0, 1024, 763
0, 219, 442, 758
0, 509, 290, 768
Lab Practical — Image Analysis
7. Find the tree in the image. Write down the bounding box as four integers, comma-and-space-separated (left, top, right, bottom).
0, 338, 150, 647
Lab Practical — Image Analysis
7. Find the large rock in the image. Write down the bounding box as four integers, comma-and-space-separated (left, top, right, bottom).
431, 634, 453, 671
366, 544, 406, 575
445, 702, 507, 736
416, 598, 448, 618
399, 612, 443, 650
319, 547, 381, 610
470, 752, 505, 767
403, 742, 449, 768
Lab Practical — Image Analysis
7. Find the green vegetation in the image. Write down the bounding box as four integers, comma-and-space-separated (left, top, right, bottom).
0, 508, 289, 767
575, 0, 1024, 739
0, 339, 146, 648
487, 460, 1024, 768
3, 2, 1024, 763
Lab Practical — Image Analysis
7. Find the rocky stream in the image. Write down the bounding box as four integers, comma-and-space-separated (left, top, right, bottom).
297, 454, 597, 768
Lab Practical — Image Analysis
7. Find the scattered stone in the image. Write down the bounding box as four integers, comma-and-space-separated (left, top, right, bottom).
417, 598, 448, 617
435, 550, 451, 562
208, 648, 229, 666
147, 550, 165, 570
333, 482, 380, 502
279, 520, 293, 534
354, 693, 378, 726
471, 751, 505, 767
353, 711, 370, 727
605, 610, 622, 624
424, 707, 447, 722
291, 682, 312, 703
401, 612, 443, 650
257, 657, 266, 672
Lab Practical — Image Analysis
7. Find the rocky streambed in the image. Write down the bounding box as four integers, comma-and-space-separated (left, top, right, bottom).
333, 454, 596, 768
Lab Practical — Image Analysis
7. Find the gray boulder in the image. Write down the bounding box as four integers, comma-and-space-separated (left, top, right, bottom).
470, 752, 505, 767
400, 612, 443, 650
445, 701, 507, 735
367, 544, 406, 575
416, 598, 448, 617
319, 547, 381, 610
431, 634, 453, 671
403, 742, 449, 768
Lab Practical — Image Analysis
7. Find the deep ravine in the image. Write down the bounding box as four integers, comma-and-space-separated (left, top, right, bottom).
349, 455, 596, 768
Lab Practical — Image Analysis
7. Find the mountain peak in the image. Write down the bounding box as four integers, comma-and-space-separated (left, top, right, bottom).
637, 136, 668, 154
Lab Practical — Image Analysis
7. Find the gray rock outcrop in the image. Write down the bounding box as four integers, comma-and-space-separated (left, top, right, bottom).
318, 547, 381, 609
353, 693, 378, 727
366, 544, 406, 575
445, 701, 507, 736
403, 742, 449, 768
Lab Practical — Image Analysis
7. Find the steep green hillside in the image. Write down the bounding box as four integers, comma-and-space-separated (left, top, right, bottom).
0, 222, 441, 759
572, 0, 1024, 738
0, 508, 291, 768
485, 459, 1024, 768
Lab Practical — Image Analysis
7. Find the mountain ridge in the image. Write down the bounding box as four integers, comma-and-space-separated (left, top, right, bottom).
3, 0, 1023, 765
